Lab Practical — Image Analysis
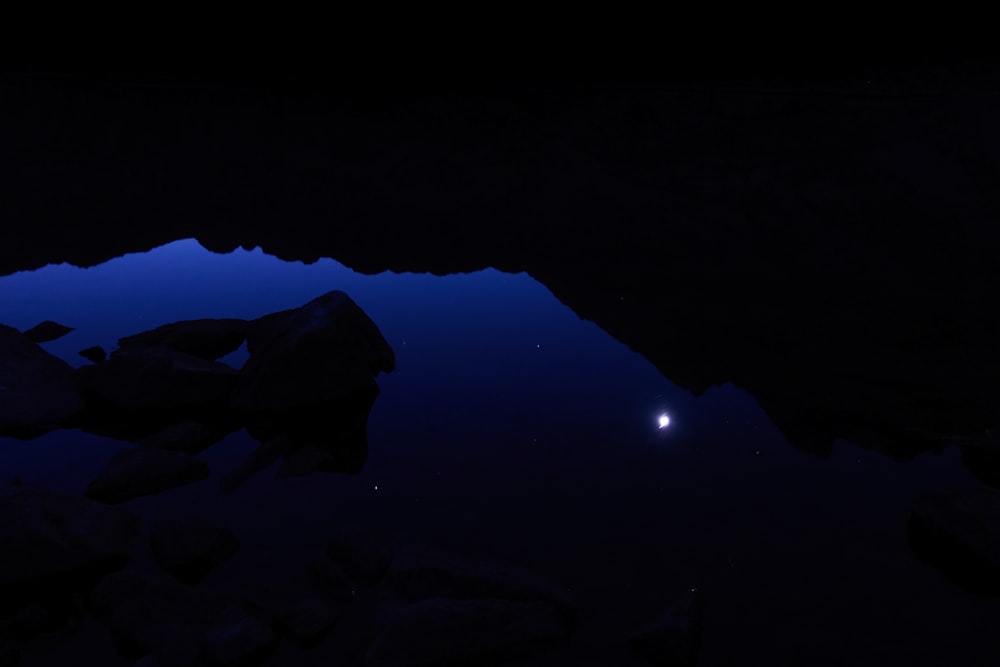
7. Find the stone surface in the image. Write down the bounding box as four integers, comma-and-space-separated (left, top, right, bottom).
91, 570, 154, 617
243, 310, 294, 355
309, 556, 357, 601
150, 520, 239, 584
0, 639, 19, 667
86, 448, 210, 504
78, 345, 107, 363
22, 320, 74, 343
136, 420, 232, 455
0, 325, 85, 437
117, 318, 247, 360
3, 603, 60, 640
78, 346, 238, 413
367, 597, 572, 667
221, 406, 372, 491
629, 589, 704, 667
326, 529, 394, 585
230, 291, 394, 413
96, 570, 281, 667
909, 488, 1000, 593
202, 606, 276, 666
958, 436, 1000, 489
0, 488, 139, 600
245, 588, 338, 642
275, 445, 340, 477
219, 437, 293, 495
387, 546, 574, 618
102, 574, 230, 663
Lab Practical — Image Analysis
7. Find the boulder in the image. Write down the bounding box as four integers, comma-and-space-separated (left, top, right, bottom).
909, 488, 1000, 594
243, 310, 294, 355
244, 588, 339, 642
0, 325, 85, 437
150, 520, 239, 584
0, 639, 18, 667
276, 444, 358, 478
309, 556, 357, 601
100, 573, 231, 664
367, 597, 572, 667
117, 318, 248, 361
230, 291, 394, 413
0, 488, 139, 602
629, 589, 704, 667
219, 437, 293, 495
91, 570, 155, 617
78, 346, 238, 412
126, 625, 202, 667
136, 420, 233, 455
96, 571, 280, 667
325, 529, 395, 585
86, 448, 210, 504
958, 434, 1000, 488
202, 606, 276, 666
22, 321, 74, 343
221, 403, 372, 492
78, 345, 107, 363
387, 546, 574, 618
3, 602, 67, 641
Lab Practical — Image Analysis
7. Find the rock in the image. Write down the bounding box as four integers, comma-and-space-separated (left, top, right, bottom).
150, 521, 239, 584
960, 440, 1000, 489
78, 346, 238, 413
326, 530, 394, 585
91, 570, 154, 617
275, 445, 340, 477
22, 320, 74, 343
4, 603, 51, 640
0, 639, 19, 667
118, 319, 247, 361
202, 606, 276, 666
230, 291, 394, 413
86, 448, 210, 504
242, 310, 294, 355
104, 575, 229, 663
908, 488, 1000, 594
221, 409, 371, 491
219, 437, 293, 495
387, 546, 574, 618
78, 345, 107, 363
309, 556, 357, 601
0, 489, 139, 604
136, 420, 233, 455
245, 588, 338, 642
0, 325, 86, 437
629, 589, 704, 667
367, 597, 573, 667
130, 631, 202, 667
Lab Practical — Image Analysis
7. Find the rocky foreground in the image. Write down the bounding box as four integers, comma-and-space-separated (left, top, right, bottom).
1, 289, 394, 497
5, 286, 1000, 664
0, 289, 709, 666
0, 483, 710, 667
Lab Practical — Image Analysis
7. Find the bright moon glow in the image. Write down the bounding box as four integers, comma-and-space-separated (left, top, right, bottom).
658, 414, 670, 429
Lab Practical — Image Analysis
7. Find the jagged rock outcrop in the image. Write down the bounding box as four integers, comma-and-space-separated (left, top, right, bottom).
230, 291, 394, 413
86, 448, 210, 504
0, 325, 85, 437
117, 318, 247, 361
0, 488, 139, 604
